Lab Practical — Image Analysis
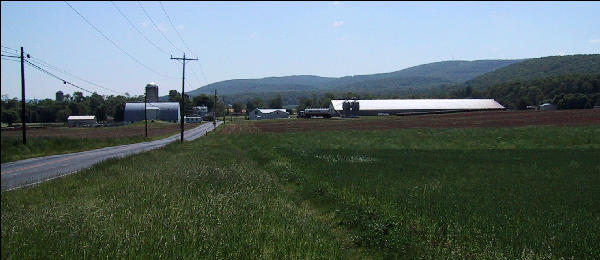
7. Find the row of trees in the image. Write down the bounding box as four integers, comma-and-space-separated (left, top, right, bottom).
1, 91, 145, 126
452, 74, 600, 109
1, 90, 288, 125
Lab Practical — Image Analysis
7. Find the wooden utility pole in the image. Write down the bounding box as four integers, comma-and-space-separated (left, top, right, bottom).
213, 89, 217, 128
222, 96, 226, 123
20, 47, 27, 145
2, 47, 29, 144
170, 53, 198, 143
144, 87, 148, 137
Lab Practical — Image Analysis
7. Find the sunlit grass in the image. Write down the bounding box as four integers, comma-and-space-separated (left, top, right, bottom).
1, 122, 197, 163
2, 125, 599, 258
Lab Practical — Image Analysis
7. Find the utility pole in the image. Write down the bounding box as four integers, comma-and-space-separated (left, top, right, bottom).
170, 53, 198, 143
20, 47, 27, 145
213, 89, 217, 129
222, 96, 226, 123
144, 87, 148, 137
2, 48, 26, 144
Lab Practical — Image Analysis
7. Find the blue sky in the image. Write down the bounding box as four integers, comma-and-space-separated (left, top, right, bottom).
1, 1, 599, 99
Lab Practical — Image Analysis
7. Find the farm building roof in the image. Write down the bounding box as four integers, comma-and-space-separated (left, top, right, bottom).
256, 109, 287, 114
67, 115, 96, 120
124, 102, 180, 122
330, 99, 505, 111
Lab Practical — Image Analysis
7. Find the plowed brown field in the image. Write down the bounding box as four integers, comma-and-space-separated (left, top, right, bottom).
221, 110, 600, 134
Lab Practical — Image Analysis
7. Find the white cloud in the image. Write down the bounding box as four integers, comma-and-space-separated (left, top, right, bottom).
332, 20, 344, 27
589, 39, 600, 43
332, 1, 340, 5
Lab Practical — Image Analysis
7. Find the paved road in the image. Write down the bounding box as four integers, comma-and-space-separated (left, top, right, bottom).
1, 121, 222, 191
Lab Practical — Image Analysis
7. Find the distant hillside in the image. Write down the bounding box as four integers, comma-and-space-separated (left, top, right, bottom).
185, 59, 519, 101
465, 54, 600, 89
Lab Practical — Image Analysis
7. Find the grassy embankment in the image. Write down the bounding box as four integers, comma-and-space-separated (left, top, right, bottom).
1, 121, 198, 163
2, 125, 599, 258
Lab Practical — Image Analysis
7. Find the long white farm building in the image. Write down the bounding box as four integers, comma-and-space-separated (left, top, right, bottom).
330, 99, 505, 116
248, 108, 289, 120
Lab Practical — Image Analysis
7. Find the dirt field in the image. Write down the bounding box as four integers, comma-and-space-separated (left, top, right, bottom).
221, 110, 600, 134
1, 122, 200, 139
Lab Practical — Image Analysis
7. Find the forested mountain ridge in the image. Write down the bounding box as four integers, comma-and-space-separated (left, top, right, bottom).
185, 59, 520, 98
451, 55, 600, 109
464, 54, 600, 89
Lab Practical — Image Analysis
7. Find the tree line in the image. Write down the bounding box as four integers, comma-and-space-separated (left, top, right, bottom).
451, 74, 600, 109
1, 91, 144, 126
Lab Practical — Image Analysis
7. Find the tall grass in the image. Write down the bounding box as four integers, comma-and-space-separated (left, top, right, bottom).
2, 125, 599, 258
1, 136, 150, 163
1, 121, 192, 163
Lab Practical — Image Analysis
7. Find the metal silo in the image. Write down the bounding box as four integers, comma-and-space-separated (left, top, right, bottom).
145, 82, 159, 103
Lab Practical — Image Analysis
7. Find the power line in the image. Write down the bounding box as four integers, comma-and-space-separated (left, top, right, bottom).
111, 1, 169, 56
158, 1, 210, 86
25, 59, 95, 94
64, 1, 176, 79
1, 45, 19, 53
138, 1, 184, 54
1, 52, 20, 58
27, 54, 124, 95
159, 1, 193, 55
1, 57, 20, 63
2, 50, 18, 55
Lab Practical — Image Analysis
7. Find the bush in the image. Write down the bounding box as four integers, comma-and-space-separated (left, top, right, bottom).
553, 93, 593, 109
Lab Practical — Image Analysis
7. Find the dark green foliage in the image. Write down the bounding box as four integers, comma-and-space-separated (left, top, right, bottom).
244, 97, 265, 115
268, 95, 283, 109
232, 102, 244, 113
1, 91, 143, 123
454, 74, 600, 109
192, 94, 213, 110
167, 90, 194, 115
1, 109, 19, 126
553, 93, 594, 109
465, 54, 600, 89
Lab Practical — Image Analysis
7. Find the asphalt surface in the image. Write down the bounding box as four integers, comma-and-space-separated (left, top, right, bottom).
1, 121, 222, 191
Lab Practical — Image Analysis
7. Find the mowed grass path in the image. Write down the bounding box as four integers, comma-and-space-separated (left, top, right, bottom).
2, 125, 599, 258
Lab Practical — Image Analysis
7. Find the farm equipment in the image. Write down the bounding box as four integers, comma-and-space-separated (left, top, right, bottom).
298, 108, 335, 118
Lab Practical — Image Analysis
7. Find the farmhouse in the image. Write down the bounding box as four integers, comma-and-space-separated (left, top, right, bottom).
67, 115, 97, 127
330, 99, 505, 116
248, 108, 289, 120
124, 102, 180, 123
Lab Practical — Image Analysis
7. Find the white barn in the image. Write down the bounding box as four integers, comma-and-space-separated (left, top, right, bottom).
67, 115, 97, 127
330, 99, 506, 116
248, 108, 289, 120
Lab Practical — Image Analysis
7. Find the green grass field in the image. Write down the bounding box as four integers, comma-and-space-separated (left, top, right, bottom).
1, 121, 195, 163
2, 125, 599, 258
